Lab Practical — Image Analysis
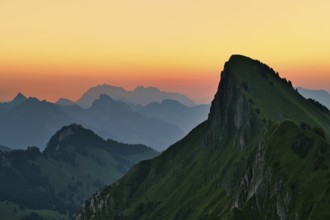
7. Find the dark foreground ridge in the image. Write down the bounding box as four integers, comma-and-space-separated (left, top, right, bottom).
0, 124, 158, 219
77, 55, 330, 220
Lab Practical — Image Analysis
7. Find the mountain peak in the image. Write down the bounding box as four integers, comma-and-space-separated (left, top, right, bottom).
229, 54, 254, 62
64, 123, 84, 131
208, 55, 260, 144
44, 123, 103, 156
98, 93, 115, 101
56, 98, 75, 106
209, 55, 329, 134
91, 94, 126, 110
12, 92, 27, 103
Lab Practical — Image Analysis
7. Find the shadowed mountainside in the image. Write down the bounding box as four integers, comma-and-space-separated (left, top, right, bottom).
0, 124, 158, 220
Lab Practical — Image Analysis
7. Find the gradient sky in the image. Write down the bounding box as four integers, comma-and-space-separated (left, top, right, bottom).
1, 0, 329, 103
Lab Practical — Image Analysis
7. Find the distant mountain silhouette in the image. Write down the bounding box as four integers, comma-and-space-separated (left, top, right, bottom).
1, 86, 209, 151
135, 99, 210, 134
62, 94, 184, 151
0, 97, 74, 149
11, 92, 27, 105
297, 87, 330, 109
0, 92, 27, 116
56, 98, 75, 106
75, 84, 196, 107
1, 92, 207, 151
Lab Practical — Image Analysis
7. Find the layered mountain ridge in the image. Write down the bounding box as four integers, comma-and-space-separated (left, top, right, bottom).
0, 124, 158, 219
0, 91, 208, 151
76, 55, 330, 220
62, 94, 185, 150
76, 84, 196, 108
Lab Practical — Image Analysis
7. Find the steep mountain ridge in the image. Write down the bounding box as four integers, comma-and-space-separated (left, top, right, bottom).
76, 55, 330, 220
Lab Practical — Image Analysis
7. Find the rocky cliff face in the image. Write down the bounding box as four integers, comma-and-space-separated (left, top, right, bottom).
207, 56, 261, 150
234, 140, 290, 220
76, 55, 330, 220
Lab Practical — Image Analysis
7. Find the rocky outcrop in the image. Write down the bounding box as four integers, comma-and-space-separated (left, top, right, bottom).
234, 141, 293, 220
76, 188, 110, 220
207, 55, 260, 150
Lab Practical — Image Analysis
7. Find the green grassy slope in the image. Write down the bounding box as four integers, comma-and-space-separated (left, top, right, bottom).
0, 124, 158, 220
76, 55, 330, 220
228, 55, 330, 133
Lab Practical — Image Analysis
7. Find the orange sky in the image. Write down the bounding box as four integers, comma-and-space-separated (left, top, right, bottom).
0, 0, 329, 103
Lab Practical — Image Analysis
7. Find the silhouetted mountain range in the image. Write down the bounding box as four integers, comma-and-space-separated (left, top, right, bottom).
61, 94, 185, 150
75, 84, 196, 107
0, 90, 208, 151
0, 97, 74, 149
135, 99, 210, 133
0, 92, 27, 116
77, 55, 330, 220
56, 98, 75, 106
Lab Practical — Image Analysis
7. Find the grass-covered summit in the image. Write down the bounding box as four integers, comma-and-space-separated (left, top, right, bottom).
77, 55, 330, 220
